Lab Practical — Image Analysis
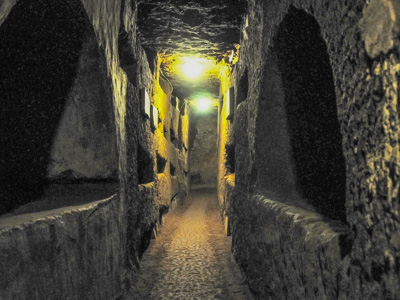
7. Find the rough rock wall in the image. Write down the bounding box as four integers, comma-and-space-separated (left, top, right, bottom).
0, 0, 190, 298
0, 0, 93, 213
217, 69, 236, 226
137, 0, 246, 99
190, 111, 218, 185
220, 0, 400, 299
47, 28, 118, 181
0, 0, 135, 298
136, 56, 190, 259
0, 195, 124, 300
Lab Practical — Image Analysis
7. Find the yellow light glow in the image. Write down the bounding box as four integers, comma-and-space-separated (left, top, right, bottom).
160, 54, 231, 83
181, 59, 205, 79
194, 98, 213, 112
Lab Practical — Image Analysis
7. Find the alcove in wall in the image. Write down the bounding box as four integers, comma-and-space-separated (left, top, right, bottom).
0, 0, 119, 216
254, 6, 346, 221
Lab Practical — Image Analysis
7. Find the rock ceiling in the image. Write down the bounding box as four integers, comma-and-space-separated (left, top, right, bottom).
137, 0, 246, 99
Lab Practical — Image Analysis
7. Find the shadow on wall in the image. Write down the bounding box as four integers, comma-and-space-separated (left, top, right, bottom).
0, 0, 90, 214
274, 6, 346, 221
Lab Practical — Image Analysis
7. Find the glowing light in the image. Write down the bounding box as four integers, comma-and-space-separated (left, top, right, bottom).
193, 98, 214, 112
181, 59, 205, 79
229, 50, 234, 63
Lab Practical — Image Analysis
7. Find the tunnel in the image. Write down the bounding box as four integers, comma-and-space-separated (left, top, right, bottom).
0, 0, 399, 299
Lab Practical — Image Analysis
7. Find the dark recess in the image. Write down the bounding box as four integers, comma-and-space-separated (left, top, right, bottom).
156, 152, 167, 174
170, 163, 176, 176
171, 95, 178, 107
170, 128, 179, 148
138, 144, 155, 184
159, 205, 169, 224
0, 0, 89, 214
178, 115, 184, 150
274, 6, 346, 221
118, 27, 138, 84
225, 144, 236, 174
138, 225, 153, 259
236, 68, 248, 106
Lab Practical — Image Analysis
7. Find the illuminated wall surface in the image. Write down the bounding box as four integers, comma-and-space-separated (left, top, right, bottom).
0, 0, 400, 299
189, 109, 218, 185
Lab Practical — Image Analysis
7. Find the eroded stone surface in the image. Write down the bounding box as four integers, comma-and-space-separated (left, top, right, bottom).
232, 194, 346, 299
47, 28, 118, 180
359, 0, 400, 58
219, 0, 400, 298
0, 195, 124, 300
137, 0, 246, 98
138, 0, 244, 60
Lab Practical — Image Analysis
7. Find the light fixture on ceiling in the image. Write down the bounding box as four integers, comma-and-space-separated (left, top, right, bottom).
179, 57, 210, 80
181, 58, 204, 79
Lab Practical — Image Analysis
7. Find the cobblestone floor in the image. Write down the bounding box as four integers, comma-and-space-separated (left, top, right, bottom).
127, 186, 254, 300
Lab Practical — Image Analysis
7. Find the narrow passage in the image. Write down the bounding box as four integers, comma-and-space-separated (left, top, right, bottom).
129, 186, 254, 300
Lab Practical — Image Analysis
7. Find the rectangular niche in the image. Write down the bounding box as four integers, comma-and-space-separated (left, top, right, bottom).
151, 104, 159, 129
140, 88, 151, 118
226, 87, 234, 120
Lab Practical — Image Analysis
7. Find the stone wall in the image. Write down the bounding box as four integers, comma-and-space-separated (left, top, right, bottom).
0, 0, 190, 298
219, 0, 400, 299
0, 195, 124, 300
0, 0, 94, 213
47, 25, 118, 181
135, 56, 190, 258
217, 68, 236, 226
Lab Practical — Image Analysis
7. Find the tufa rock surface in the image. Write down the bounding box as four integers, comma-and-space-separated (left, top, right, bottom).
137, 0, 246, 99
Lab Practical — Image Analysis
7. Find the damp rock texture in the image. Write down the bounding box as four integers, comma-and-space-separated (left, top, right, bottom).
127, 187, 254, 300
137, 0, 246, 98
47, 27, 118, 180
138, 0, 245, 60
218, 0, 400, 299
233, 194, 347, 300
358, 0, 400, 59
0, 0, 191, 298
0, 195, 124, 300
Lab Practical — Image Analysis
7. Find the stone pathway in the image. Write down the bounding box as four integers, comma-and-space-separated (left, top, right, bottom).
128, 186, 254, 300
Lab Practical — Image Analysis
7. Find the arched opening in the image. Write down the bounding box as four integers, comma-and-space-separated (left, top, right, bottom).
0, 0, 119, 215
256, 6, 346, 221
276, 6, 346, 220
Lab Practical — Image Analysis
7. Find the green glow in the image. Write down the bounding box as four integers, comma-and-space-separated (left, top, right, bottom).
194, 98, 213, 112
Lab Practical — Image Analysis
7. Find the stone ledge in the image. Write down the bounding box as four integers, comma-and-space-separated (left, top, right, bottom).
0, 194, 124, 300
0, 193, 118, 233
234, 194, 347, 299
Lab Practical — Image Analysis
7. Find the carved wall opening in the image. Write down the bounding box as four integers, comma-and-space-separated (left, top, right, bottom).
138, 144, 155, 184
0, 0, 119, 215
276, 6, 346, 220
256, 6, 346, 221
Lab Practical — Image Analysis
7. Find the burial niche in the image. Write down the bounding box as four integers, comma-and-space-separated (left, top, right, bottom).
274, 6, 346, 221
